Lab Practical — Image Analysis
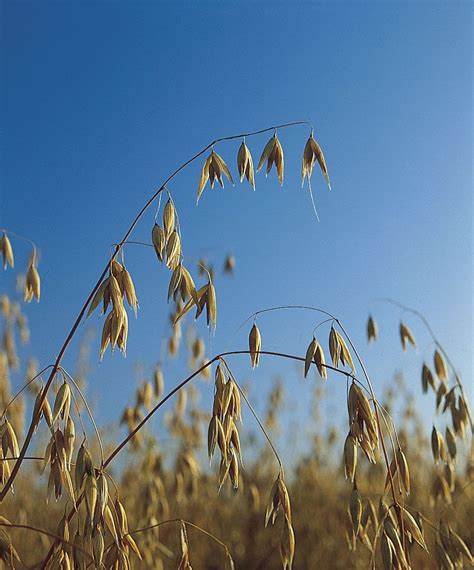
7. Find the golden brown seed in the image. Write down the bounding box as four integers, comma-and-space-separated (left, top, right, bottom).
249, 323, 261, 368
24, 262, 41, 303
52, 382, 71, 424
301, 133, 331, 190
223, 254, 236, 274
92, 527, 104, 567
422, 363, 436, 393
434, 349, 448, 381
343, 433, 357, 482
313, 341, 327, 379
367, 315, 378, 343
431, 425, 445, 463
446, 427, 457, 460
329, 326, 341, 367
337, 331, 355, 373
206, 281, 217, 330
304, 338, 316, 378
64, 416, 75, 470
87, 278, 110, 318
349, 484, 362, 536
280, 517, 295, 570
237, 141, 255, 190
400, 322, 416, 350
151, 224, 166, 262
166, 230, 181, 270
163, 199, 175, 240
153, 365, 164, 399
1, 233, 14, 269
121, 267, 138, 315
397, 447, 410, 495
402, 507, 427, 551
84, 473, 98, 523
197, 150, 234, 203
257, 133, 284, 185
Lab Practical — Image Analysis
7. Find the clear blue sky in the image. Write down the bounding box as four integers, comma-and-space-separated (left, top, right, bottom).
1, 2, 472, 462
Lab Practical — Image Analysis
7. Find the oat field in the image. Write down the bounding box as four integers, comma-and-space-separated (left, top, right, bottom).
0, 120, 472, 569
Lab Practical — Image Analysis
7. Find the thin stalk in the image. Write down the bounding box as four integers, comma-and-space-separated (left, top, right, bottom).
222, 358, 283, 472
0, 521, 93, 561
0, 120, 309, 501
1, 365, 53, 418
40, 349, 359, 567
334, 318, 408, 560
376, 297, 473, 431
60, 367, 104, 465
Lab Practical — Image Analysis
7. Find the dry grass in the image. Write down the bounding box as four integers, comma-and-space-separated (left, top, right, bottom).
0, 124, 472, 569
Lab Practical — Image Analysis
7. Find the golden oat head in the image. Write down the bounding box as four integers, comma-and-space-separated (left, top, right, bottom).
237, 141, 255, 190
197, 150, 234, 204
257, 133, 284, 185
223, 254, 235, 274
0, 233, 14, 270
163, 199, 176, 240
434, 349, 448, 382
249, 323, 261, 368
280, 516, 295, 570
301, 133, 331, 190
399, 322, 416, 351
24, 261, 41, 303
366, 315, 378, 343
151, 223, 166, 262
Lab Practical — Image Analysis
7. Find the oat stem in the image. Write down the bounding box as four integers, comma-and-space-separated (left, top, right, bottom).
1, 365, 53, 419
60, 366, 104, 465
222, 359, 283, 472
0, 121, 309, 501
0, 521, 93, 561
377, 297, 473, 432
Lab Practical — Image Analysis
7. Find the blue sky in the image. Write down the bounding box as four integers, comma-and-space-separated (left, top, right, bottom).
1, 1, 472, 463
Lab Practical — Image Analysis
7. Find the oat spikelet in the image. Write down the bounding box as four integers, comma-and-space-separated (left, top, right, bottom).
367, 315, 378, 343
265, 474, 292, 527
421, 363, 436, 393
314, 340, 327, 379
122, 267, 138, 315
163, 199, 175, 240
197, 150, 234, 203
343, 433, 357, 482
0, 529, 21, 566
178, 521, 192, 570
206, 281, 217, 331
399, 322, 416, 351
301, 133, 331, 190
249, 323, 261, 368
431, 425, 446, 463
304, 337, 317, 378
52, 381, 71, 424
329, 326, 341, 367
257, 133, 284, 185
0, 233, 14, 269
24, 259, 41, 303
166, 230, 181, 270
397, 447, 410, 495
151, 224, 166, 262
237, 141, 255, 190
402, 507, 427, 551
280, 516, 295, 570
349, 482, 362, 536
153, 365, 164, 399
223, 254, 235, 274
434, 349, 448, 381
87, 278, 110, 318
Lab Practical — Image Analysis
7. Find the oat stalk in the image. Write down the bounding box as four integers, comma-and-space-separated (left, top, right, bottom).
0, 121, 311, 501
